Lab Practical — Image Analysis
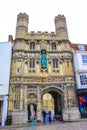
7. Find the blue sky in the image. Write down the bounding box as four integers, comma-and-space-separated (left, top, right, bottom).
0, 42, 12, 95
0, 0, 87, 43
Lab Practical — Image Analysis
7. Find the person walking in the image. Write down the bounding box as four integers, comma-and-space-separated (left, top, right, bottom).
30, 114, 35, 126
48, 111, 52, 124
42, 109, 47, 124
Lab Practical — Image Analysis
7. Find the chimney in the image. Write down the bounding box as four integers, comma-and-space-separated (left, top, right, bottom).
8, 35, 13, 43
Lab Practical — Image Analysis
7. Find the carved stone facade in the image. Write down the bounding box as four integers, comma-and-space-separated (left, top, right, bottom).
8, 13, 80, 124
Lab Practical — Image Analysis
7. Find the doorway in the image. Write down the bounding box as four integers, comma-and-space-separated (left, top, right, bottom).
42, 91, 62, 119
28, 104, 37, 122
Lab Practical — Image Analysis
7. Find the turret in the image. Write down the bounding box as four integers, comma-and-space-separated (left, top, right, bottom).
15, 13, 29, 39
54, 15, 68, 40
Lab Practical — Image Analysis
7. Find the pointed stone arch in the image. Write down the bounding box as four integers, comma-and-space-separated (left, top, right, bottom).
41, 85, 64, 96
40, 85, 64, 119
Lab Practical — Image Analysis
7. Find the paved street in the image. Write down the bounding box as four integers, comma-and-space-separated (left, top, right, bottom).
0, 119, 87, 130
36, 121, 87, 130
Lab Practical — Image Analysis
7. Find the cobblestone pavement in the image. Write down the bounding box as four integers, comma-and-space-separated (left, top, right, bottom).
0, 119, 87, 130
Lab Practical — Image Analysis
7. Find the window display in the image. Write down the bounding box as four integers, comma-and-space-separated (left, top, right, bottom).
79, 96, 87, 113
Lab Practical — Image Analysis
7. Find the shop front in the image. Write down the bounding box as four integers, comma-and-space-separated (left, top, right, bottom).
77, 89, 87, 118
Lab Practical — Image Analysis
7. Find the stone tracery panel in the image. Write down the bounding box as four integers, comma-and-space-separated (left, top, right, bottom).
27, 93, 37, 104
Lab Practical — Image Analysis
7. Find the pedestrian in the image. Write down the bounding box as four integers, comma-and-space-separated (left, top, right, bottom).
55, 111, 59, 120
33, 110, 36, 125
53, 114, 55, 122
48, 111, 52, 124
42, 109, 47, 124
30, 114, 35, 126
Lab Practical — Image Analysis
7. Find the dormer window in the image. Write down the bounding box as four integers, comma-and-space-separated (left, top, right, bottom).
79, 45, 84, 51
30, 42, 35, 50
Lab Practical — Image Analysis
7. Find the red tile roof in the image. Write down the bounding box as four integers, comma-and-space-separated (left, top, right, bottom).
70, 43, 87, 51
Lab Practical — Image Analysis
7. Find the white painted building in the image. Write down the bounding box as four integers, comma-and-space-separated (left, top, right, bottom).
71, 44, 87, 118
0, 42, 12, 126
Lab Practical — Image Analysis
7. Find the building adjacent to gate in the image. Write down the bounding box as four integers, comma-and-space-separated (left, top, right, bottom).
0, 42, 12, 126
71, 44, 87, 118
8, 13, 80, 124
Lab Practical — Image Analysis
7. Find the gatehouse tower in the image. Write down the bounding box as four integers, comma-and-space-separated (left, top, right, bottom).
8, 13, 80, 124
54, 15, 68, 40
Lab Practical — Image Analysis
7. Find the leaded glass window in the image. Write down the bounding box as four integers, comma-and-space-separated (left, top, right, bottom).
82, 55, 87, 64
30, 42, 35, 50
29, 59, 35, 68
53, 59, 58, 68
80, 75, 87, 86
51, 42, 56, 50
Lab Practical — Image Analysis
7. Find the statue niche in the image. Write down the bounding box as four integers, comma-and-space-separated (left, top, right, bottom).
40, 50, 47, 68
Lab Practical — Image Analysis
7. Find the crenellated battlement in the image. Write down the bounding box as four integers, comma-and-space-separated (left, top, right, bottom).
15, 12, 69, 40
17, 13, 29, 20
55, 14, 66, 20
27, 31, 57, 40
29, 31, 56, 35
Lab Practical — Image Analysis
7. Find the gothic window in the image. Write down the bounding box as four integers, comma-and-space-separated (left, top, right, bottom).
30, 42, 35, 50
51, 42, 56, 50
29, 59, 35, 68
80, 75, 87, 86
53, 59, 58, 68
82, 55, 87, 64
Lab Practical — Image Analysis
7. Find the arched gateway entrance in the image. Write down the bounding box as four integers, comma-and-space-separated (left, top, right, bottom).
41, 86, 64, 120
43, 92, 61, 115
27, 85, 64, 122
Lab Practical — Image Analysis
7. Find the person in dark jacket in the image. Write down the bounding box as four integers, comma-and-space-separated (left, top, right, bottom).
42, 109, 47, 124
48, 111, 52, 124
